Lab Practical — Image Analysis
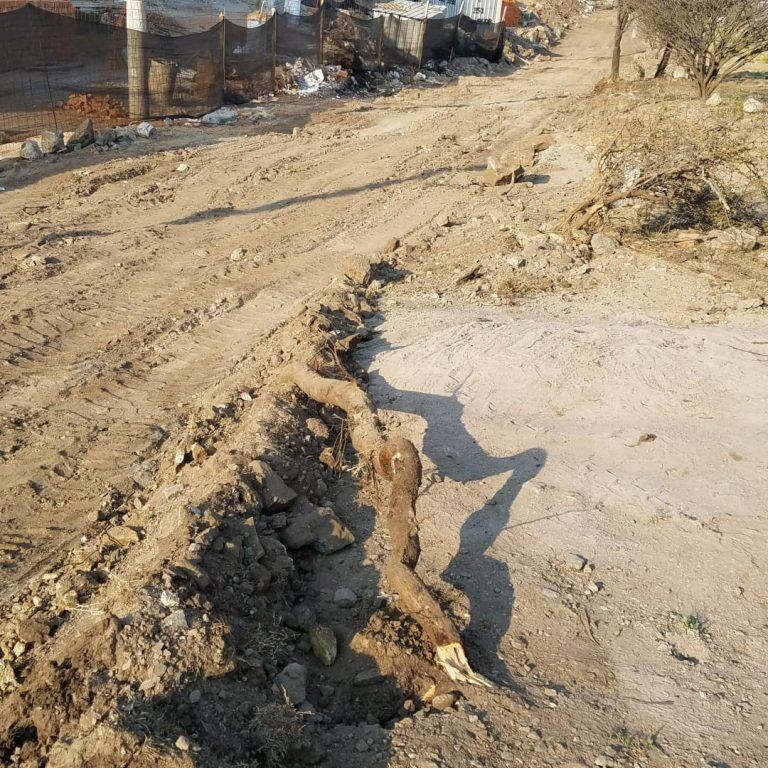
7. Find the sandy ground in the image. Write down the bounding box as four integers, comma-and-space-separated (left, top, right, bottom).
2, 7, 767, 768
361, 296, 768, 766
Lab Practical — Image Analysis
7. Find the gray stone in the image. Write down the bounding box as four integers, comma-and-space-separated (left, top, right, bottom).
355, 738, 369, 752
284, 605, 317, 631
95, 128, 117, 147
66, 119, 94, 149
506, 256, 526, 268
594, 757, 615, 768
353, 669, 384, 686
250, 460, 297, 511
279, 501, 355, 554
566, 553, 587, 571
333, 587, 357, 608
114, 126, 136, 143
708, 228, 758, 253
40, 129, 65, 154
162, 609, 189, 630
590, 233, 619, 256
705, 92, 722, 107
189, 689, 202, 704
743, 97, 764, 114
309, 624, 337, 666
20, 140, 43, 161
275, 662, 307, 705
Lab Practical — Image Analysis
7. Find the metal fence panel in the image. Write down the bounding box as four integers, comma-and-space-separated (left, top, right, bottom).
381, 14, 422, 68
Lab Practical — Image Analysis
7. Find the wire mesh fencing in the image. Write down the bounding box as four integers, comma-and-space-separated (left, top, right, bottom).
0, 0, 505, 141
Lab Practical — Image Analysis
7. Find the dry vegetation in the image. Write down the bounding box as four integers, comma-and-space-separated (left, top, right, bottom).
562, 81, 768, 240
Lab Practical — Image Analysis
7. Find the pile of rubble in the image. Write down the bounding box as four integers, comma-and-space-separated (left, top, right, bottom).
17, 118, 157, 162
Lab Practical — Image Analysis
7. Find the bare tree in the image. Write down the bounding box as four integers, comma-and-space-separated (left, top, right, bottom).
610, 1, 634, 80
635, 0, 768, 98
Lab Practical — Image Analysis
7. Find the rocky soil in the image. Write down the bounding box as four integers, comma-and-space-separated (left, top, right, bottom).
1, 7, 767, 768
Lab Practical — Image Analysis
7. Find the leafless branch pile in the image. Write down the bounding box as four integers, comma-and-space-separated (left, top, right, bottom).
561, 108, 767, 235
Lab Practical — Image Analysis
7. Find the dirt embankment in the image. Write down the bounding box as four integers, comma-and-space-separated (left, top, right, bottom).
0, 259, 464, 768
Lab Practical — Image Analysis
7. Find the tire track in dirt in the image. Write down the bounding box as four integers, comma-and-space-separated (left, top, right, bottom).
0, 128, 470, 596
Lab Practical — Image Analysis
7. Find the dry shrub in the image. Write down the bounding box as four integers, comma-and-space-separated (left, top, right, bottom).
634, 0, 768, 98
561, 106, 767, 236
250, 703, 304, 768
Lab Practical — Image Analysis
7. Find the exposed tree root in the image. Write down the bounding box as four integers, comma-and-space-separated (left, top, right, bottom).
285, 361, 491, 688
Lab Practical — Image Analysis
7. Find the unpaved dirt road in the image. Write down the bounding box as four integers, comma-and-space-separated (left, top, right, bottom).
0, 11, 621, 600
4, 9, 766, 767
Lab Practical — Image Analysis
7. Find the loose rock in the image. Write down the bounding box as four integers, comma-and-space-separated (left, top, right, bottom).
309, 624, 337, 666
743, 97, 764, 114
250, 460, 297, 511
20, 140, 43, 161
333, 587, 357, 607
566, 553, 587, 571
431, 692, 457, 711
106, 525, 141, 547
66, 118, 95, 149
162, 609, 189, 630
590, 232, 619, 256
483, 155, 524, 186
40, 129, 64, 154
279, 501, 355, 553
275, 662, 307, 705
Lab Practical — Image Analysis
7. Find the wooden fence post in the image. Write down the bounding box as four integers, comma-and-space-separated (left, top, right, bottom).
377, 14, 385, 71
318, 0, 325, 66
417, 0, 429, 69
272, 8, 278, 92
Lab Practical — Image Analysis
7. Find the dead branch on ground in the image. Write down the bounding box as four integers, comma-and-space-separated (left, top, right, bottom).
285, 360, 491, 687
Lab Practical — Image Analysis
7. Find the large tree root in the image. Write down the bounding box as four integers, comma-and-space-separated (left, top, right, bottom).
285, 361, 491, 688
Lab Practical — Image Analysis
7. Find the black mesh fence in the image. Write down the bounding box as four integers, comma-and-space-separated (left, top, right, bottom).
141, 25, 226, 117
455, 16, 504, 61
422, 16, 460, 64
322, 5, 381, 72
276, 6, 322, 67
224, 17, 276, 99
0, 4, 127, 139
0, 2, 505, 140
